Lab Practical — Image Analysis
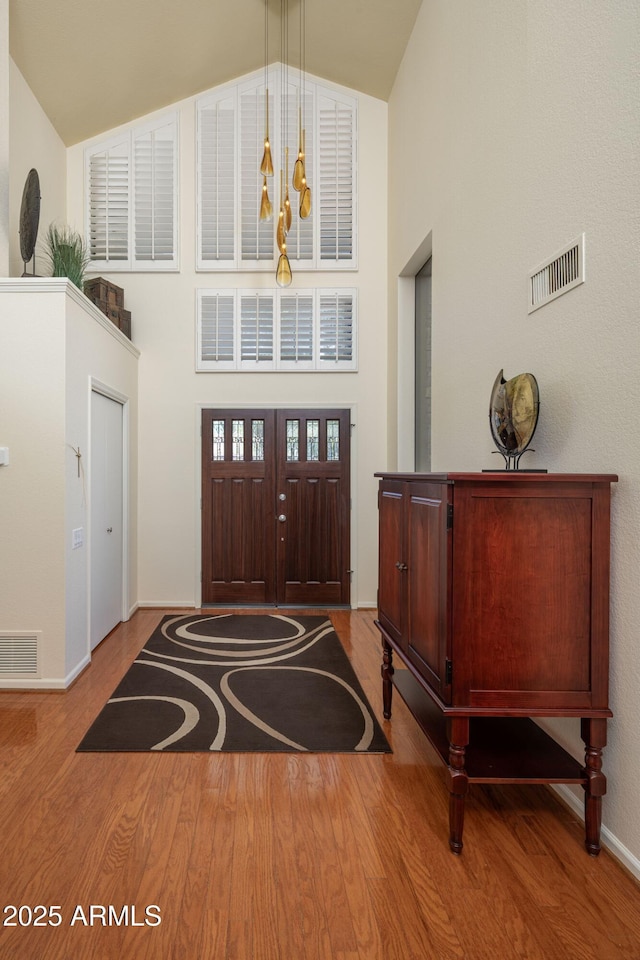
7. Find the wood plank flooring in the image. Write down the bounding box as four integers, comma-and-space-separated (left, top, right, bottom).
0, 608, 638, 959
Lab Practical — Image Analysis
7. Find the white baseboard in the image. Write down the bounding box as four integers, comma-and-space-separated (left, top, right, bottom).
137, 602, 196, 609
551, 783, 640, 881
0, 651, 91, 691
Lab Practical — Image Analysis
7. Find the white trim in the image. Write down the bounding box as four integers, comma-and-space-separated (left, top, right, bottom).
89, 380, 132, 661
550, 784, 640, 882
0, 278, 140, 357
0, 652, 90, 690
194, 401, 358, 609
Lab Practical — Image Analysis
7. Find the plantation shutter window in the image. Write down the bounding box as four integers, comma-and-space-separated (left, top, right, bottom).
196, 70, 356, 272
319, 292, 355, 365
88, 138, 130, 265
318, 96, 355, 263
85, 112, 178, 271
197, 288, 356, 372
240, 87, 274, 263
134, 120, 178, 263
240, 293, 275, 366
279, 294, 314, 366
198, 96, 236, 265
197, 291, 236, 370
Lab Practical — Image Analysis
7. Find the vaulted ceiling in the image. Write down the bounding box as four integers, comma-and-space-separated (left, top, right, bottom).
9, 0, 423, 146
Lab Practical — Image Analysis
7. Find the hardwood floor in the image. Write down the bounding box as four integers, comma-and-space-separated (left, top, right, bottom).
0, 608, 638, 959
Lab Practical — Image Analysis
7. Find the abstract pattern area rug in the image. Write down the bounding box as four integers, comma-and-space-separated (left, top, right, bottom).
77, 614, 391, 754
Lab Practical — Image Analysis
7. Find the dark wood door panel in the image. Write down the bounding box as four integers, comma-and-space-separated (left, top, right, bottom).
377, 482, 405, 646
201, 409, 275, 604
276, 409, 351, 606
203, 476, 275, 603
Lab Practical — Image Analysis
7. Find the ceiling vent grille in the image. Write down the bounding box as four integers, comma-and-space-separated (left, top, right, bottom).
0, 634, 40, 678
528, 234, 585, 313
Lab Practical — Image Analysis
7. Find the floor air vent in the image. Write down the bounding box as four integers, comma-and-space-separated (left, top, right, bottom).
528, 234, 585, 313
0, 634, 40, 678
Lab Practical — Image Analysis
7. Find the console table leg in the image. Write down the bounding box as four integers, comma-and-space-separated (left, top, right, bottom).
581, 718, 607, 856
381, 639, 394, 720
447, 717, 469, 855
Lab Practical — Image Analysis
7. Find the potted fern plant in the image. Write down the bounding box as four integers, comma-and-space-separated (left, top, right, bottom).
42, 223, 89, 290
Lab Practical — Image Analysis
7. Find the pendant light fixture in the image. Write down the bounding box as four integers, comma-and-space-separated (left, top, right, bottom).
259, 0, 273, 221
259, 0, 309, 285
275, 0, 292, 286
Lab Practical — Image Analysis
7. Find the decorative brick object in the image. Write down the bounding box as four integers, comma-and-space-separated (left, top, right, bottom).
84, 277, 131, 339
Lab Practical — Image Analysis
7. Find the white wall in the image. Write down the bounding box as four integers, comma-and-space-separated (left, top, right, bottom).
0, 280, 139, 686
9, 59, 67, 278
66, 78, 389, 608
388, 0, 640, 869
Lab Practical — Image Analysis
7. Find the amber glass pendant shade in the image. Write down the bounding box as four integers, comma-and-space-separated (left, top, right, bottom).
276, 252, 292, 286
260, 90, 274, 176
293, 150, 305, 192
260, 138, 274, 177
300, 181, 311, 219
259, 176, 273, 221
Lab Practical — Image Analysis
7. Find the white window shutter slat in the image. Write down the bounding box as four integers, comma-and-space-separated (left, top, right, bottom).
240, 86, 274, 263
198, 292, 236, 368
198, 96, 236, 265
318, 96, 355, 263
319, 292, 356, 367
88, 139, 130, 264
240, 293, 274, 364
279, 293, 314, 363
134, 120, 177, 265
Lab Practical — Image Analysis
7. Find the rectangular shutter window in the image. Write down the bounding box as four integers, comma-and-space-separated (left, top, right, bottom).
240, 86, 274, 262
88, 138, 129, 263
240, 293, 274, 363
280, 293, 314, 363
134, 120, 177, 263
198, 292, 236, 368
319, 292, 354, 365
319, 96, 355, 262
198, 96, 236, 264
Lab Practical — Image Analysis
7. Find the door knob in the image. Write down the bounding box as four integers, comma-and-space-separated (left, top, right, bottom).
278, 514, 287, 522
278, 493, 286, 501
395, 561, 407, 571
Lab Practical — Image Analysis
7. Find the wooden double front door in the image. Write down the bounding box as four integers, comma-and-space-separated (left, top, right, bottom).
201, 408, 351, 606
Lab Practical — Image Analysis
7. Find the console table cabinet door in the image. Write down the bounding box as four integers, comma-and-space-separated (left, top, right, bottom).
377, 479, 406, 648
406, 482, 452, 703
451, 479, 612, 711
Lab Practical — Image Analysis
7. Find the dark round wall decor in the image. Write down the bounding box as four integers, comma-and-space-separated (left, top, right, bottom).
19, 168, 41, 276
489, 368, 540, 470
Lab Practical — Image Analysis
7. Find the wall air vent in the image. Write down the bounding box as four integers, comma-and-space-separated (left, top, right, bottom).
0, 633, 40, 678
528, 234, 585, 313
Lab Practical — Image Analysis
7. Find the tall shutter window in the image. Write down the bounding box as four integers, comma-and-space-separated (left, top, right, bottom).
240, 293, 274, 365
197, 291, 236, 369
87, 138, 130, 264
319, 292, 355, 366
279, 293, 314, 365
318, 96, 356, 263
198, 96, 236, 265
134, 119, 177, 264
240, 86, 274, 262
196, 70, 356, 272
86, 112, 178, 271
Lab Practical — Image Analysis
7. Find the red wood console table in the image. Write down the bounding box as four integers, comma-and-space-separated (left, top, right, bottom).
374, 472, 617, 855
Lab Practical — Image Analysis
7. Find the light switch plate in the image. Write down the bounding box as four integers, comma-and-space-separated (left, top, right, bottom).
0, 447, 9, 466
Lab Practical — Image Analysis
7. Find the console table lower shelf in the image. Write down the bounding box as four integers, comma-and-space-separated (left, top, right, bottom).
390, 668, 604, 856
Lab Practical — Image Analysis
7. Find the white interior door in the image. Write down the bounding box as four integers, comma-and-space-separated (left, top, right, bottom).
91, 390, 124, 650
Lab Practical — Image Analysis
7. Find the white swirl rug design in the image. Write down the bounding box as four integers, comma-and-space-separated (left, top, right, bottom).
77, 615, 391, 754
